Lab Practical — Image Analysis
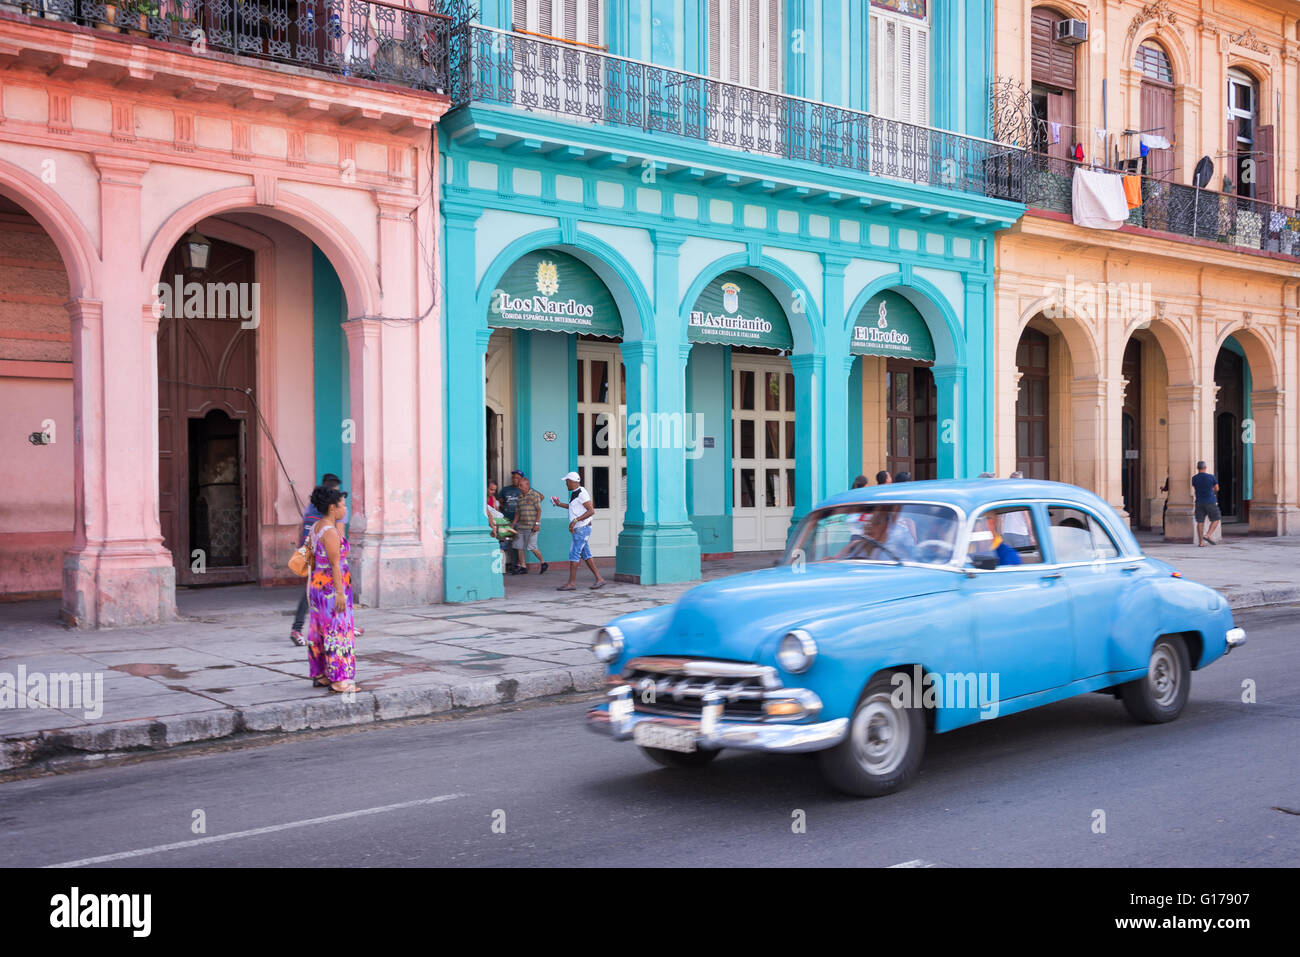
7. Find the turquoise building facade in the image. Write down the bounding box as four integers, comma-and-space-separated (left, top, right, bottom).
441, 0, 1025, 601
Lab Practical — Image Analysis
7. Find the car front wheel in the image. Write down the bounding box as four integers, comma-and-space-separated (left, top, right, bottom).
639, 746, 720, 768
818, 673, 926, 797
1121, 635, 1190, 723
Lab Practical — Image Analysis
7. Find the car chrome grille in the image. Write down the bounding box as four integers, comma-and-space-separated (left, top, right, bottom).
620, 658, 773, 719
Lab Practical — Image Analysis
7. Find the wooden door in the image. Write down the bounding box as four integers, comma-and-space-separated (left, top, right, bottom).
1140, 79, 1176, 179
157, 238, 259, 585
1121, 339, 1142, 527
1015, 329, 1050, 480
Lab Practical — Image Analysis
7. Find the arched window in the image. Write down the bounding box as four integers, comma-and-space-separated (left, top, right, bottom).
1135, 40, 1176, 179
1227, 68, 1272, 202
1029, 7, 1077, 160
1134, 41, 1172, 82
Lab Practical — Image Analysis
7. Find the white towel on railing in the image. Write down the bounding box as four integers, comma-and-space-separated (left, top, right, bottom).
1071, 167, 1129, 230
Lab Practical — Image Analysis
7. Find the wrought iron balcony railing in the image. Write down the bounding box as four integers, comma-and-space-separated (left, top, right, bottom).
1027, 152, 1300, 259
9, 0, 453, 93
451, 24, 1027, 204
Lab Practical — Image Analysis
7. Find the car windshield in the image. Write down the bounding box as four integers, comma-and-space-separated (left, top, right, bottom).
788, 504, 962, 566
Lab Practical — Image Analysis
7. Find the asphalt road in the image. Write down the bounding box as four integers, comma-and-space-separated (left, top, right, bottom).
2, 606, 1296, 868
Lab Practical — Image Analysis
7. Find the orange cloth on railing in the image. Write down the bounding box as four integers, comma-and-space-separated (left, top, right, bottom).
1122, 175, 1143, 210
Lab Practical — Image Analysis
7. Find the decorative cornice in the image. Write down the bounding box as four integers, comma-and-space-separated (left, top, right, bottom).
1228, 27, 1269, 55
1129, 2, 1176, 40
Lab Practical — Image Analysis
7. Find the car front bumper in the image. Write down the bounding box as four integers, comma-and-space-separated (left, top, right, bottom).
1226, 627, 1247, 654
586, 700, 848, 754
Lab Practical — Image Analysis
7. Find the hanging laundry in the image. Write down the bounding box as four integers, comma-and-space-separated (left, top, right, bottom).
1139, 142, 1150, 158
1072, 167, 1130, 229
1073, 142, 1084, 161
1049, 122, 1061, 144
1122, 175, 1144, 210
1139, 133, 1171, 150
1095, 128, 1108, 142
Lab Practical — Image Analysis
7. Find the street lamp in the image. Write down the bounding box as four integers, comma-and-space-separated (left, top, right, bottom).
181, 228, 212, 273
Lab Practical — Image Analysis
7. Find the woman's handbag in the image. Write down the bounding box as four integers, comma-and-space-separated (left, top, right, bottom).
289, 531, 313, 578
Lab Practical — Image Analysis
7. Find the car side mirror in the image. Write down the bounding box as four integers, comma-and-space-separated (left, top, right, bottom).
970, 554, 999, 571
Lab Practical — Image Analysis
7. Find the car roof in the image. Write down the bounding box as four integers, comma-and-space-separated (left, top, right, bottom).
817, 478, 1119, 516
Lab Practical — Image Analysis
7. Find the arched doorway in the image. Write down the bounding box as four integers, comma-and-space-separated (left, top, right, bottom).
484, 248, 627, 558
0, 193, 76, 599
156, 235, 259, 585
686, 270, 797, 554
853, 290, 937, 482
1213, 338, 1249, 523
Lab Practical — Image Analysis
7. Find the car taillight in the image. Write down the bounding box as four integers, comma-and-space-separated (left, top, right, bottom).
1171, 571, 1182, 578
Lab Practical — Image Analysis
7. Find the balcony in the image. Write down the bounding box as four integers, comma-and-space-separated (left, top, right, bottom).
1026, 153, 1300, 260
2, 0, 453, 92
448, 24, 1027, 207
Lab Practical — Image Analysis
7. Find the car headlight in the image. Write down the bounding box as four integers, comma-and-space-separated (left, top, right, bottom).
592, 626, 624, 663
777, 630, 817, 674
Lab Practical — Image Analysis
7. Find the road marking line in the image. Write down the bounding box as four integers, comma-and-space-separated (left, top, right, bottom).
44, 793, 467, 868
888, 859, 941, 868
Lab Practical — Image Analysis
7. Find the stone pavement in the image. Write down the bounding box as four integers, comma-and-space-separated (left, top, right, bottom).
0, 537, 1296, 773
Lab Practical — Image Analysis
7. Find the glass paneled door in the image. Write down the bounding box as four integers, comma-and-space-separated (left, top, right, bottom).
576, 342, 626, 556
731, 356, 795, 551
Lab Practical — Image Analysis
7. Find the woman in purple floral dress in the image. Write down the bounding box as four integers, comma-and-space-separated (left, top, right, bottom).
305, 486, 357, 693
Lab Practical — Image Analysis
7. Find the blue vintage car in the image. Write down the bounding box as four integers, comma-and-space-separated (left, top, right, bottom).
586, 479, 1247, 796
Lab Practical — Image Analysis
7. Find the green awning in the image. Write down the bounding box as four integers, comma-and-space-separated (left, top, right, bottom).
850, 291, 935, 361
488, 250, 622, 338
688, 271, 794, 351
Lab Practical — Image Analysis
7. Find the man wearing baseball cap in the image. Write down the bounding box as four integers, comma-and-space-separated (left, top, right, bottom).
550, 471, 606, 590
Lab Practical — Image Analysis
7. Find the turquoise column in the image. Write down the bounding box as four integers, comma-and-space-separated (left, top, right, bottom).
615, 231, 701, 584
931, 365, 966, 479
821, 255, 850, 499
442, 207, 504, 602
789, 352, 826, 529
966, 275, 992, 476
847, 356, 863, 486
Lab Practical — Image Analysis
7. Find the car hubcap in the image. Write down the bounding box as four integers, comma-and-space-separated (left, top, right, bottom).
1149, 645, 1178, 707
851, 693, 909, 775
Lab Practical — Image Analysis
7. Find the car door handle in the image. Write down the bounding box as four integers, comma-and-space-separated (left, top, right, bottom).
1121, 565, 1140, 573
1040, 572, 1061, 581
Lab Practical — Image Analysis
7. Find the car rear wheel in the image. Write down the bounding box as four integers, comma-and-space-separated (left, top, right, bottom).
1121, 635, 1190, 723
818, 672, 926, 797
639, 746, 720, 768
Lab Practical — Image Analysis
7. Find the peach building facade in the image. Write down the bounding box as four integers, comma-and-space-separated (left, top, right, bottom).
994, 0, 1300, 539
0, 10, 450, 626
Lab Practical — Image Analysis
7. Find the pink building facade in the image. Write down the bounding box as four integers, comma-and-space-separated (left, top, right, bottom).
0, 8, 450, 626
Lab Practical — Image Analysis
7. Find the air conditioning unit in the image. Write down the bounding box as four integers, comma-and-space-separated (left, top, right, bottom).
1056, 19, 1088, 44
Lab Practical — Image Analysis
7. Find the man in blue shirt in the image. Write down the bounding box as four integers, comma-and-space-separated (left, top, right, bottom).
1192, 460, 1221, 547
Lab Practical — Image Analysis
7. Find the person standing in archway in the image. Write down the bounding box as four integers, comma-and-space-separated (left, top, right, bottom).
1193, 461, 1221, 546
552, 471, 605, 590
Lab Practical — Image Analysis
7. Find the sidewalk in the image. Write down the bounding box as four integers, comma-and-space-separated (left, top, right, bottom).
1, 539, 1296, 772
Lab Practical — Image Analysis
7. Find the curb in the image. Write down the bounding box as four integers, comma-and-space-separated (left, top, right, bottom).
0, 664, 606, 773
3, 586, 1297, 775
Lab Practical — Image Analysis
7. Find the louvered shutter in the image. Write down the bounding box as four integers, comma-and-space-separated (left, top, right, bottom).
708, 0, 721, 77
512, 0, 527, 31
748, 0, 760, 88
899, 21, 912, 121
869, 11, 879, 113
563, 0, 577, 42
586, 0, 600, 46
728, 0, 742, 83
767, 0, 781, 92
539, 0, 551, 36
881, 17, 896, 116
1226, 119, 1237, 193
1255, 125, 1275, 204
1030, 10, 1053, 85
913, 24, 927, 124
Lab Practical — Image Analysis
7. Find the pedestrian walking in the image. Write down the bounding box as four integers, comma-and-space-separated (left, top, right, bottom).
511, 472, 548, 575
1192, 461, 1221, 546
304, 485, 357, 693
290, 472, 342, 646
499, 469, 524, 571
552, 471, 606, 590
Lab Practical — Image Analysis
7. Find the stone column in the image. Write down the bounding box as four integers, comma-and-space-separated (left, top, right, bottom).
62, 156, 175, 627
1069, 376, 1109, 504
821, 256, 850, 493
1246, 388, 1298, 535
1163, 383, 1202, 542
